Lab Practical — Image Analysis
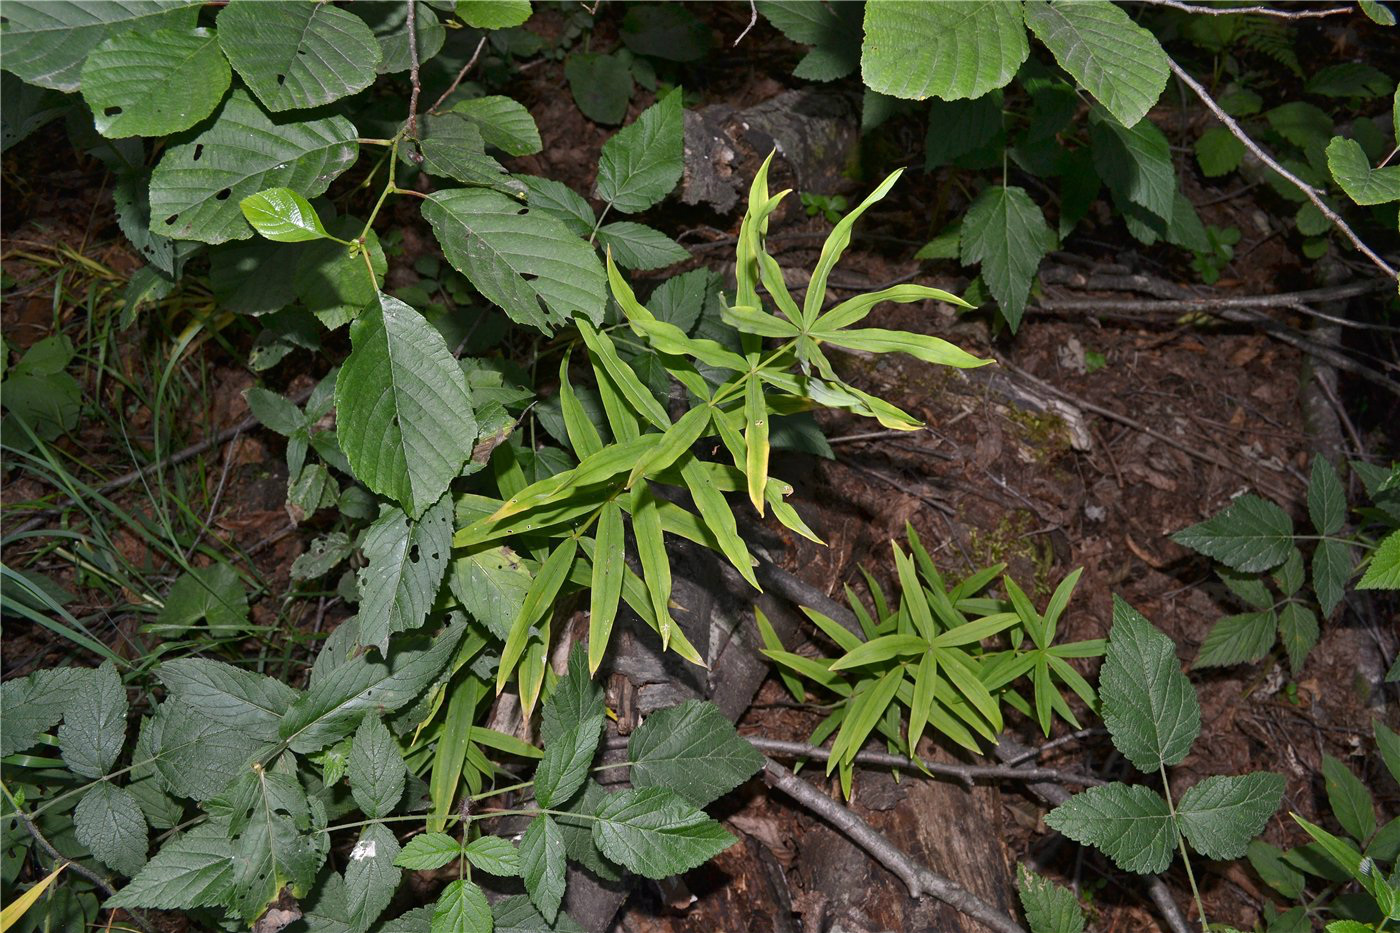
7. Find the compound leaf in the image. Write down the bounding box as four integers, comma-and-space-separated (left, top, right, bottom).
395, 833, 462, 871
463, 836, 519, 877
1044, 782, 1175, 874
1176, 772, 1285, 859
1172, 494, 1295, 573
590, 787, 735, 880
1308, 457, 1347, 535
1277, 602, 1319, 675
1193, 612, 1277, 669
80, 27, 230, 137
1101, 597, 1200, 771
595, 88, 683, 214
861, 0, 1027, 101
0, 666, 92, 757
959, 184, 1054, 332
1312, 538, 1352, 617
432, 879, 492, 933
628, 700, 763, 807
336, 294, 475, 519
596, 222, 688, 271
534, 711, 604, 808
358, 494, 454, 653
217, 0, 381, 112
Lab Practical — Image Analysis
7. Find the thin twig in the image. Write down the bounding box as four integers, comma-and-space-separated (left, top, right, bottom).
750, 737, 1105, 787
429, 36, 489, 115
1147, 0, 1352, 17
405, 0, 422, 138
1039, 280, 1386, 316
733, 0, 758, 46
763, 759, 1028, 933
1168, 57, 1397, 281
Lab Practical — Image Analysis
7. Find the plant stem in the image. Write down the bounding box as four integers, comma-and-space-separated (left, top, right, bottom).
1160, 763, 1209, 932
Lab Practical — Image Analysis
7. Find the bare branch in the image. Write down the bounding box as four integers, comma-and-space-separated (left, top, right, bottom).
429, 35, 489, 115
733, 0, 758, 46
750, 737, 1105, 787
1168, 57, 1398, 282
405, 0, 421, 138
1146, 0, 1352, 17
762, 758, 1028, 933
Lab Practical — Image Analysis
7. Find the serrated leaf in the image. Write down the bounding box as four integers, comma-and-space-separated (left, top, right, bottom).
358, 494, 454, 653
564, 52, 632, 125
1101, 597, 1200, 771
432, 878, 492, 933
1377, 720, 1400, 787
107, 822, 236, 911
1278, 602, 1318, 675
1015, 864, 1084, 933
217, 0, 381, 112
1194, 611, 1277, 669
861, 1, 1027, 101
148, 702, 269, 801
1322, 755, 1375, 842
1176, 772, 1284, 859
456, 0, 531, 29
349, 715, 407, 819
1358, 530, 1400, 590
75, 783, 148, 876
541, 647, 604, 747
423, 188, 608, 332
240, 188, 332, 243
0, 666, 91, 757
959, 184, 1055, 332
291, 531, 354, 581
80, 27, 230, 137
590, 787, 735, 880
595, 88, 683, 214
158, 657, 299, 743
1247, 839, 1306, 899
628, 699, 764, 807
280, 618, 466, 753
335, 294, 475, 519
758, 0, 861, 81
1196, 127, 1245, 177
518, 176, 595, 237
596, 222, 688, 271
149, 91, 359, 244
0, 0, 199, 93
463, 836, 519, 877
361, 1, 446, 75
1327, 136, 1400, 205
493, 896, 586, 933
534, 711, 603, 808
1172, 495, 1295, 573
1091, 113, 1175, 222
449, 545, 533, 641
1023, 0, 1167, 128
924, 92, 1003, 168
519, 815, 565, 924
1044, 782, 1175, 873
415, 113, 518, 194
150, 562, 251, 635
347, 823, 401, 933
209, 238, 300, 314
1313, 539, 1352, 617
395, 833, 462, 871
452, 96, 542, 156
1308, 457, 1347, 535
218, 766, 324, 922
58, 660, 127, 778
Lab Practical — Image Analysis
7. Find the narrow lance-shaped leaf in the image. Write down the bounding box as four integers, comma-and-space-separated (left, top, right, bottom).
630, 482, 674, 649
589, 500, 625, 673
744, 376, 770, 515
498, 538, 577, 692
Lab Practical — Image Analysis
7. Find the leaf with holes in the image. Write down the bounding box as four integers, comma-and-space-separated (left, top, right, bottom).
80, 27, 230, 137
861, 1, 1027, 101
217, 0, 381, 112
358, 494, 454, 653
335, 294, 474, 519
148, 91, 358, 244
423, 188, 607, 332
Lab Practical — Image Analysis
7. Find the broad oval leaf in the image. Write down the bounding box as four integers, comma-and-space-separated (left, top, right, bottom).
451, 95, 542, 156
217, 0, 382, 112
1045, 781, 1175, 874
349, 714, 407, 820
589, 787, 736, 879
519, 815, 566, 923
239, 187, 331, 242
861, 0, 1028, 101
1176, 772, 1285, 860
106, 822, 236, 911
628, 700, 764, 807
335, 294, 475, 519
422, 188, 608, 332
75, 782, 148, 876
1171, 494, 1295, 574
1100, 596, 1200, 772
1327, 136, 1400, 206
432, 879, 492, 933
80, 27, 230, 138
148, 91, 358, 244
57, 660, 127, 778
595, 88, 683, 214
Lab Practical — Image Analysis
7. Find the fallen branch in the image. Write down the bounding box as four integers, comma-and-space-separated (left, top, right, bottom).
1148, 0, 1351, 17
762, 758, 1028, 933
750, 737, 1105, 787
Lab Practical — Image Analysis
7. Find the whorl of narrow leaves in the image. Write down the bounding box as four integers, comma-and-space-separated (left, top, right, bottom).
1099, 597, 1200, 772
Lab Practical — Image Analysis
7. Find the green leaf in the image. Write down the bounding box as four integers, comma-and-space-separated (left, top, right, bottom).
564, 52, 632, 125
819, 327, 989, 369
589, 502, 625, 673
347, 823, 402, 933
456, 0, 531, 29
1322, 754, 1376, 842
358, 494, 454, 653
629, 482, 675, 647
75, 782, 148, 877
1023, 0, 1167, 128
149, 91, 359, 244
217, 0, 381, 112
415, 113, 518, 194
830, 633, 928, 670
758, 0, 861, 81
535, 708, 604, 807
158, 657, 299, 743
597, 223, 688, 271
860, 1, 1027, 101
239, 188, 332, 243
924, 92, 1003, 168
450, 545, 533, 641
0, 666, 92, 757
148, 702, 269, 800
596, 88, 683, 214
395, 833, 463, 871
295, 220, 386, 326
1313, 539, 1352, 617
1361, 0, 1397, 25
362, 1, 446, 75
1308, 457, 1347, 535
1044, 781, 1175, 874
493, 896, 585, 933
1176, 772, 1285, 859
1277, 602, 1318, 675
0, 0, 199, 93
1358, 530, 1400, 589
1172, 494, 1295, 573
349, 715, 407, 819
463, 836, 519, 877
628, 700, 764, 807
79, 27, 230, 137
1327, 135, 1400, 205
1100, 596, 1200, 772
1196, 127, 1245, 177
590, 787, 735, 880
1194, 612, 1277, 669
151, 562, 250, 635
1377, 720, 1400, 788
58, 660, 127, 778
1306, 63, 1394, 99
1015, 864, 1084, 933
335, 294, 475, 519
107, 822, 236, 911
1091, 113, 1175, 222
959, 184, 1055, 332
452, 96, 542, 156
423, 188, 608, 332
280, 618, 465, 753
218, 766, 324, 922
519, 815, 565, 923
519, 177, 595, 237
432, 879, 492, 933
1247, 840, 1305, 899
620, 4, 710, 62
